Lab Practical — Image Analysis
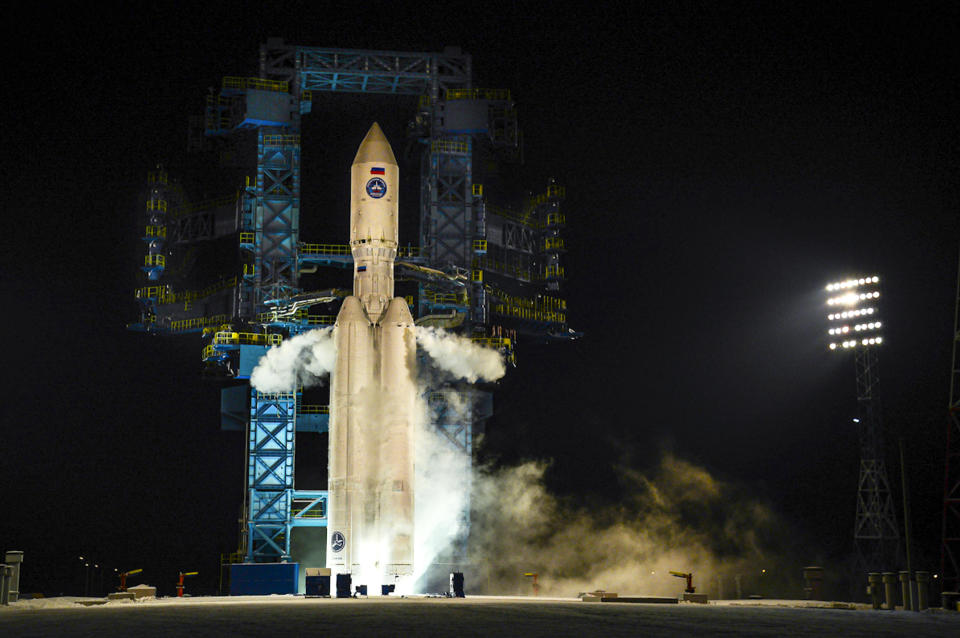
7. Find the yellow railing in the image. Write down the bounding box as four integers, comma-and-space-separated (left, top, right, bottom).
146, 199, 167, 212
472, 270, 483, 283
542, 265, 565, 280
487, 288, 567, 324
292, 505, 326, 519
300, 243, 351, 255
546, 184, 566, 199
240, 232, 255, 244
145, 225, 167, 238
297, 405, 329, 414
472, 183, 484, 197
136, 277, 237, 305
472, 239, 488, 252
422, 290, 467, 306
262, 134, 301, 146
258, 309, 337, 326
301, 91, 312, 102
485, 203, 539, 230
206, 94, 233, 106
493, 303, 566, 323
171, 314, 229, 332
489, 289, 566, 311
212, 331, 282, 347
542, 237, 565, 251
446, 88, 512, 101
222, 76, 289, 93
135, 285, 165, 299
431, 139, 469, 154
147, 171, 168, 185
472, 256, 531, 282
256, 391, 296, 400
243, 264, 256, 276
546, 212, 566, 226
418, 94, 432, 109
144, 254, 165, 267
398, 246, 421, 258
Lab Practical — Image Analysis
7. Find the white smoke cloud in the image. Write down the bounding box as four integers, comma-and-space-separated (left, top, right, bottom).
249, 327, 336, 393
415, 326, 507, 382
409, 328, 507, 590
413, 390, 473, 587
248, 323, 509, 593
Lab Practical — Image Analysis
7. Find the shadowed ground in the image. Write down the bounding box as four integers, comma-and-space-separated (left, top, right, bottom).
2, 596, 959, 637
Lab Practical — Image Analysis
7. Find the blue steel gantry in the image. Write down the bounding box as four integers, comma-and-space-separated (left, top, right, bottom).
131, 40, 578, 567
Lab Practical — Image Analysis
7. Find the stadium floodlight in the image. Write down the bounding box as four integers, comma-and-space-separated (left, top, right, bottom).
825, 274, 883, 351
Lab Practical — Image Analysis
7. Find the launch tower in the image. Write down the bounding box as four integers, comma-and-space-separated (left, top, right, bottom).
129, 41, 578, 576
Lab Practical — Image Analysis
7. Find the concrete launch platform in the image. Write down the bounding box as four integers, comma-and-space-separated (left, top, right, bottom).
2, 595, 958, 637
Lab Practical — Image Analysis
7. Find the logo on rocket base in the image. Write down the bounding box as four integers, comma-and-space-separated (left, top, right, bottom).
331, 531, 345, 553
366, 177, 387, 198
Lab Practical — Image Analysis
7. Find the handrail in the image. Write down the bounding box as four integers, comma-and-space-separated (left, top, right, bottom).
222, 76, 289, 93
446, 88, 512, 101
300, 243, 351, 255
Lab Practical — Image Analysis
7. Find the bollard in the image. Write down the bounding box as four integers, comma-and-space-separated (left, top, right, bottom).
1, 565, 10, 605
868, 573, 883, 610
802, 566, 824, 600
3, 552, 22, 603
915, 572, 929, 610
882, 573, 897, 610
899, 571, 912, 611
942, 591, 960, 611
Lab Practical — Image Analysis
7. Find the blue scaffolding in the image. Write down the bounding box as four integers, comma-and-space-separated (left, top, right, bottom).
132, 40, 577, 566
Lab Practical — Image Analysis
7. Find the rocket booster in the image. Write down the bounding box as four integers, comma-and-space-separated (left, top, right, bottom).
328, 123, 416, 584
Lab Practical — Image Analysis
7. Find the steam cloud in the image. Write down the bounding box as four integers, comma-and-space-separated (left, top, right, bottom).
248, 323, 508, 592
468, 455, 797, 598
415, 326, 506, 382
412, 328, 507, 588
250, 327, 336, 392
248, 324, 790, 599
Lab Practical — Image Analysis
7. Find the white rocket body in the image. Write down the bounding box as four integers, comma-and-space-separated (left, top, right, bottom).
328, 123, 416, 588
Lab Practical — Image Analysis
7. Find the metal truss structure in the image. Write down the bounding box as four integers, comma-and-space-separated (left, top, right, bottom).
941, 251, 960, 591
853, 346, 900, 572
130, 40, 578, 566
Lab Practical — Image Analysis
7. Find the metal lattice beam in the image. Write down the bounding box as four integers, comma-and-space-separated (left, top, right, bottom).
853, 346, 900, 572
246, 390, 297, 562
254, 131, 300, 306
296, 47, 470, 96
942, 249, 960, 591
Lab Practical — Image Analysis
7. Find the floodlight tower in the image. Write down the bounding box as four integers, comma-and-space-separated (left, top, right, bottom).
826, 275, 900, 572
940, 251, 960, 592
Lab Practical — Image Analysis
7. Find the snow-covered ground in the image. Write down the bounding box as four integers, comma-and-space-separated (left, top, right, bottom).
2, 595, 958, 637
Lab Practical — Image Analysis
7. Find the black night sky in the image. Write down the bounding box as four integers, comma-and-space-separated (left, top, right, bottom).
5, 2, 959, 597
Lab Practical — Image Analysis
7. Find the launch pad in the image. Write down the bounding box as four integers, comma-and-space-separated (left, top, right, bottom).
4, 595, 958, 638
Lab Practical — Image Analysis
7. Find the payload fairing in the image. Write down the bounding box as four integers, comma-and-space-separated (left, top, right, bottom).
327, 123, 417, 587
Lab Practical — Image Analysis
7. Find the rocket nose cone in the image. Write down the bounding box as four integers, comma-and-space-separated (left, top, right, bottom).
336, 296, 369, 325
353, 122, 397, 166
382, 297, 414, 325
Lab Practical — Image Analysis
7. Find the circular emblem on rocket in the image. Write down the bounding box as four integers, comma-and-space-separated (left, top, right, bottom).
366, 177, 387, 199
331, 531, 345, 553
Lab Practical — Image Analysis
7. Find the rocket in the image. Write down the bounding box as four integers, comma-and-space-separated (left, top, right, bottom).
327, 123, 417, 587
